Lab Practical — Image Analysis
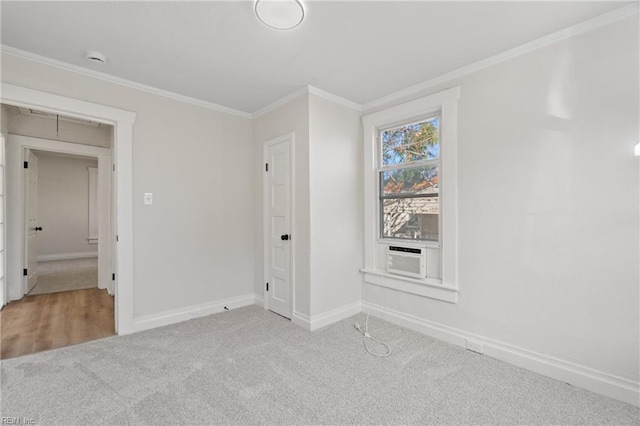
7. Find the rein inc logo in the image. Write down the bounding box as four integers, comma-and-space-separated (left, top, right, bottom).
1, 418, 35, 425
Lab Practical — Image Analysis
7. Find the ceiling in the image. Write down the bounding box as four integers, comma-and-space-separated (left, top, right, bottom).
0, 1, 631, 114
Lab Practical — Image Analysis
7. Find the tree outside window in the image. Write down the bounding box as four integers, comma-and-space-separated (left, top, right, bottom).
379, 116, 440, 241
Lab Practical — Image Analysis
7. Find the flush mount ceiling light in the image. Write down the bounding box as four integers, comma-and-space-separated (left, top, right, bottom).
85, 50, 106, 64
255, 0, 304, 30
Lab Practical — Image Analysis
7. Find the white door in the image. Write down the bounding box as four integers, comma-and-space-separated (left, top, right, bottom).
25, 150, 39, 294
264, 136, 292, 319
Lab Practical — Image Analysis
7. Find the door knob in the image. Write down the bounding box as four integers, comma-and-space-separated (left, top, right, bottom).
35, 226, 43, 231
280, 234, 289, 241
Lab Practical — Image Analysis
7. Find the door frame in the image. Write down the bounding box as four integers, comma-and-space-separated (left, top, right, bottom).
262, 133, 295, 316
1, 83, 136, 334
23, 148, 39, 294
0, 133, 6, 308
12, 137, 111, 295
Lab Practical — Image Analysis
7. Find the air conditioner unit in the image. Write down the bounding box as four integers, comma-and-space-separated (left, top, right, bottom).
387, 245, 426, 279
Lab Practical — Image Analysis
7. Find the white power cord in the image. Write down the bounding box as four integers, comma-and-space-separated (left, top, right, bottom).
354, 312, 392, 357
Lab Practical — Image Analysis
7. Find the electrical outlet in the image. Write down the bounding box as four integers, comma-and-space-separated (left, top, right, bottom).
465, 339, 484, 354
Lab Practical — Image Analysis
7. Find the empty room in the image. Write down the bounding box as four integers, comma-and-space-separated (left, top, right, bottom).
0, 1, 638, 424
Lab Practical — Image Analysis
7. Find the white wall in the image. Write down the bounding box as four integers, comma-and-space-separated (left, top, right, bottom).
362, 16, 639, 385
1, 105, 7, 308
4, 106, 111, 148
253, 94, 362, 325
308, 95, 362, 316
1, 53, 255, 319
1, 104, 9, 135
36, 152, 98, 258
253, 95, 311, 317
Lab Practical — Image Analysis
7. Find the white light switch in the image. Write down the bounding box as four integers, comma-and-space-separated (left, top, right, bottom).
144, 193, 153, 205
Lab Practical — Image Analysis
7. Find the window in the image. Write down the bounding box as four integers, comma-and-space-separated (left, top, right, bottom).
362, 87, 459, 302
379, 116, 440, 242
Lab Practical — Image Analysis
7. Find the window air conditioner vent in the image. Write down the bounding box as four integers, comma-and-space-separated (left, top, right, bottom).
387, 245, 426, 279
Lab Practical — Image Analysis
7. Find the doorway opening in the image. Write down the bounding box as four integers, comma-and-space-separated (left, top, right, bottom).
27, 149, 102, 297
0, 99, 128, 358
0, 83, 136, 337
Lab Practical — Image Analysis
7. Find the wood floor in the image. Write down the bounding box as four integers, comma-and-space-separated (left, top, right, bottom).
0, 288, 115, 359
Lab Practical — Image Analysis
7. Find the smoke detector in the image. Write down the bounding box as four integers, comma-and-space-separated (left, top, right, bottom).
85, 51, 106, 64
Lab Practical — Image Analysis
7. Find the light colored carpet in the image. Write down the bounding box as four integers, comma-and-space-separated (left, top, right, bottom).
1, 305, 638, 425
28, 258, 98, 295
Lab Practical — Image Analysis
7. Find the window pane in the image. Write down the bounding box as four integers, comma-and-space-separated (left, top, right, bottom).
381, 165, 438, 196
381, 117, 439, 166
382, 197, 439, 241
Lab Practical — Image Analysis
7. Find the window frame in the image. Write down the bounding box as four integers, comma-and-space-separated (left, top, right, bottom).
361, 87, 460, 303
377, 114, 442, 244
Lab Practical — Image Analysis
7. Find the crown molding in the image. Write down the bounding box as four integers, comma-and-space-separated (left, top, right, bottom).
307, 85, 363, 111
361, 3, 639, 112
251, 86, 309, 119
0, 45, 253, 119
252, 84, 362, 119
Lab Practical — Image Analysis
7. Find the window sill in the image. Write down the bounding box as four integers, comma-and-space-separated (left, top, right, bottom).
360, 268, 458, 303
377, 239, 441, 249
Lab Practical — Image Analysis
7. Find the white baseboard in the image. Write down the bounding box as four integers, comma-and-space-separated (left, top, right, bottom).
37, 252, 98, 262
362, 301, 639, 407
291, 301, 362, 331
292, 311, 311, 330
132, 293, 255, 333
309, 301, 362, 331
254, 294, 264, 307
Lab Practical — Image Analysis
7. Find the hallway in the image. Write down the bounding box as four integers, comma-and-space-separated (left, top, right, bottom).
0, 288, 114, 359
29, 258, 98, 296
